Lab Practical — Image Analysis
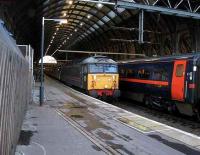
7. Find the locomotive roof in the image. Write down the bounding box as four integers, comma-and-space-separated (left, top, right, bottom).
81, 55, 117, 64
119, 52, 200, 64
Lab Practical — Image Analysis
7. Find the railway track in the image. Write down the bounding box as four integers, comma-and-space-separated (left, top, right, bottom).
113, 98, 200, 136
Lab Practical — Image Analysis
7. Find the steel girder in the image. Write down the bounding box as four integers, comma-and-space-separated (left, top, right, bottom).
116, 0, 200, 19
82, 0, 200, 19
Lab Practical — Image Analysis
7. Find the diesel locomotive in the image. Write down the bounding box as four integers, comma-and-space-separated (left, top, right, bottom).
47, 55, 120, 99
119, 53, 200, 118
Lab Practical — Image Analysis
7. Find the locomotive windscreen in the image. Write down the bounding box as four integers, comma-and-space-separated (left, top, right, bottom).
89, 64, 118, 73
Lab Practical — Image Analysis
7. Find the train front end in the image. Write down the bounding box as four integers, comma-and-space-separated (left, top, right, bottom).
87, 63, 120, 99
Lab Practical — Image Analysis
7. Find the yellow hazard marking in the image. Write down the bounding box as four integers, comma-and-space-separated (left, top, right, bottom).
118, 117, 153, 132
117, 116, 167, 133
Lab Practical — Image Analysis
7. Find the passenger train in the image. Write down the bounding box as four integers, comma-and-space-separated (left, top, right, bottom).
47, 55, 120, 99
119, 53, 200, 118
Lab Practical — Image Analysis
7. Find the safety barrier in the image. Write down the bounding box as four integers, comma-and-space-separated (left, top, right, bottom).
0, 21, 33, 155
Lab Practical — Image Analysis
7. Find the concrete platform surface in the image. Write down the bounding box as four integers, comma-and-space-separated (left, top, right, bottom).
16, 77, 200, 155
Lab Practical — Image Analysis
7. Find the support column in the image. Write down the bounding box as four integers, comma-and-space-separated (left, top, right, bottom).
66, 52, 68, 60
172, 23, 180, 54
193, 21, 200, 52
139, 10, 144, 44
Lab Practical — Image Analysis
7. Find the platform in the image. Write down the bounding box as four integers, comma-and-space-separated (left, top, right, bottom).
16, 77, 200, 155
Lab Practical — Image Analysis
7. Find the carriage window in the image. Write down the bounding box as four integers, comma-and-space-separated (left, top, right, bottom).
127, 69, 136, 77
152, 69, 168, 81
138, 69, 150, 79
176, 64, 184, 77
120, 68, 125, 75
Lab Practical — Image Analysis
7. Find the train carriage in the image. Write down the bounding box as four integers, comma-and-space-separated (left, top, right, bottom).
47, 55, 120, 99
119, 53, 200, 118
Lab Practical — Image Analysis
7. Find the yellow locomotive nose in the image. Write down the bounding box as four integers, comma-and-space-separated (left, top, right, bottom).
88, 74, 119, 90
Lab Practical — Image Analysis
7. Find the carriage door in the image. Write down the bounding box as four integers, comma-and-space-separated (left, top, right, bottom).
171, 60, 187, 101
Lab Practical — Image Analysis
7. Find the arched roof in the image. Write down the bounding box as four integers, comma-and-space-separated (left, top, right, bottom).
5, 0, 200, 59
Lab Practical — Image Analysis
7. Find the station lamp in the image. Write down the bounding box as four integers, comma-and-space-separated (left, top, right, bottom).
87, 15, 91, 19
97, 3, 103, 8
68, 0, 73, 5
40, 17, 68, 106
63, 12, 67, 16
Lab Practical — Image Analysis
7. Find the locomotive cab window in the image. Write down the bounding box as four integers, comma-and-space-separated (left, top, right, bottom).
89, 64, 117, 73
176, 64, 184, 77
89, 64, 104, 73
104, 64, 117, 73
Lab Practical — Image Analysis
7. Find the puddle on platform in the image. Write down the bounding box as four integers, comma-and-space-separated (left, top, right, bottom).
60, 101, 111, 133
18, 130, 35, 145
107, 141, 135, 155
70, 114, 83, 118
97, 131, 114, 140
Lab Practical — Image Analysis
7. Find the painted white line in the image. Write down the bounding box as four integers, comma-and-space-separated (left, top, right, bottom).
15, 150, 25, 155
32, 142, 47, 155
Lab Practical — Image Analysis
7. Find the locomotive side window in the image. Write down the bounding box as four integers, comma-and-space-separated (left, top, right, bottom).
176, 64, 184, 77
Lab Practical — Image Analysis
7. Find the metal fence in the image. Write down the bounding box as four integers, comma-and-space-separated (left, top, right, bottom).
0, 21, 33, 155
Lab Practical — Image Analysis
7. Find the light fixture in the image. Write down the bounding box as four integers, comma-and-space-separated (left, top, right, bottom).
59, 19, 68, 24
54, 32, 57, 35
74, 29, 77, 32
70, 33, 72, 36
87, 15, 91, 19
67, 37, 69, 39
80, 22, 83, 26
68, 0, 73, 5
97, 3, 103, 9
63, 12, 67, 16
